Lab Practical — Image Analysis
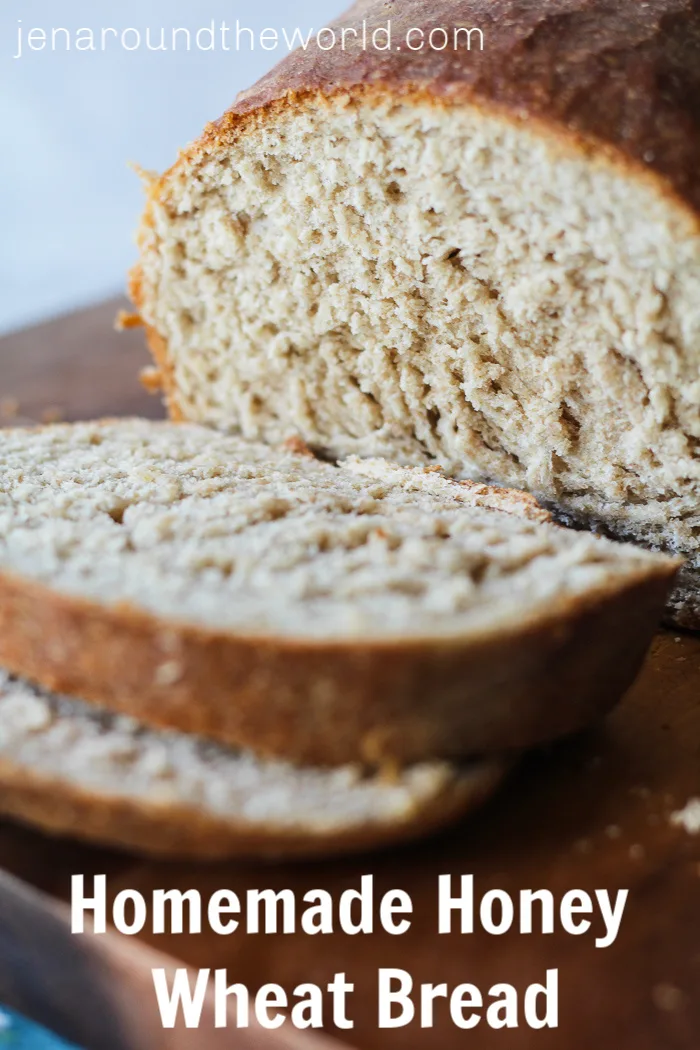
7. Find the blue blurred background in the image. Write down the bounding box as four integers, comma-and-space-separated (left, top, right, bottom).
1, 0, 333, 334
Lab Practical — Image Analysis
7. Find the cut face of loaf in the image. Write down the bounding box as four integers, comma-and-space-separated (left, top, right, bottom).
0, 420, 677, 766
132, 0, 700, 626
0, 671, 502, 859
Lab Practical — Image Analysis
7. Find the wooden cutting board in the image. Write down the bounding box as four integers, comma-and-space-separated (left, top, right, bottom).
1, 302, 699, 1050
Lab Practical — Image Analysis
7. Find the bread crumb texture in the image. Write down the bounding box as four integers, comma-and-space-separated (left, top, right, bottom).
137, 93, 700, 619
0, 420, 670, 639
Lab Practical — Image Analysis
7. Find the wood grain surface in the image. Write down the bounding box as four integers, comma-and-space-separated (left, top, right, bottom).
0, 303, 699, 1050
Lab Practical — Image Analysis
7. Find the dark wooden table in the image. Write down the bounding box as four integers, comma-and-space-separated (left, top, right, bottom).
0, 302, 699, 1050
0, 299, 164, 425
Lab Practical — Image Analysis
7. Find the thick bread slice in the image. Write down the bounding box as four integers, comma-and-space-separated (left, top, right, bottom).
131, 0, 700, 627
0, 671, 503, 860
0, 419, 677, 766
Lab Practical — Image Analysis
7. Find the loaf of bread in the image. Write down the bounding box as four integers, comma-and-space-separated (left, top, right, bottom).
131, 0, 700, 627
0, 671, 502, 858
0, 419, 676, 767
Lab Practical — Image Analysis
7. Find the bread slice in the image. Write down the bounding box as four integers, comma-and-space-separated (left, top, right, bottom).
0, 671, 503, 859
130, 0, 700, 627
0, 419, 677, 766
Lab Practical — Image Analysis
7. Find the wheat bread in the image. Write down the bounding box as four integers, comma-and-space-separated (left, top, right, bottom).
131, 0, 700, 627
0, 418, 677, 766
0, 671, 502, 859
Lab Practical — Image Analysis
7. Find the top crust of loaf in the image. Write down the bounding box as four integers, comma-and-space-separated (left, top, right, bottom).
197, 0, 700, 222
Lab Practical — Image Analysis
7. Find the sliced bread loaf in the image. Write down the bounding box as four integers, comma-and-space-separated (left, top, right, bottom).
0, 419, 677, 766
0, 671, 501, 858
131, 0, 700, 627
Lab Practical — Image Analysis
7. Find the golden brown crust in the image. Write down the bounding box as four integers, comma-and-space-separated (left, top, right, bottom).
0, 753, 504, 861
215, 0, 700, 222
113, 310, 143, 332
127, 266, 183, 420
139, 367, 163, 395
130, 1, 700, 238
0, 558, 678, 767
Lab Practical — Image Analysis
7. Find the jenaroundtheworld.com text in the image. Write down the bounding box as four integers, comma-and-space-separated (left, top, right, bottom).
12, 19, 485, 59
